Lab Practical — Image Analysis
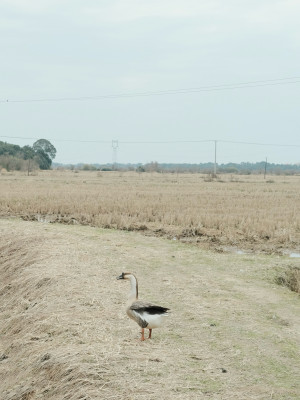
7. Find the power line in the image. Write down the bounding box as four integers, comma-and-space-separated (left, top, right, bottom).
119, 139, 213, 144
218, 140, 300, 147
1, 135, 299, 147
1, 76, 300, 103
117, 139, 300, 147
0, 135, 111, 143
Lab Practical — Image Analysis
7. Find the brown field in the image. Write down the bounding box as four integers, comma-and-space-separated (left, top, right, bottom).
1, 219, 299, 400
0, 170, 299, 254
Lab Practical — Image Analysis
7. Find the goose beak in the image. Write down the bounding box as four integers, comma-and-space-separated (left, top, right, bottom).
117, 274, 124, 280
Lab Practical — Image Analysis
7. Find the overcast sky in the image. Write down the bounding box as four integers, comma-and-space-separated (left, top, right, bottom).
1, 0, 300, 164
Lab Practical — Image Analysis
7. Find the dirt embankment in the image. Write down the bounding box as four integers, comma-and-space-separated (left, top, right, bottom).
0, 231, 105, 399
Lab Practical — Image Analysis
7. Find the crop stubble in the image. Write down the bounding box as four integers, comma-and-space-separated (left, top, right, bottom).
0, 170, 299, 253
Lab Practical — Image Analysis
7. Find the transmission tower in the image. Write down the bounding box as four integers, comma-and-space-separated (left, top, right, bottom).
112, 140, 119, 169
214, 140, 217, 175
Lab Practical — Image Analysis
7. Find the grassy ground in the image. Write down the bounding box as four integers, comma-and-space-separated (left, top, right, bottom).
0, 219, 299, 399
0, 170, 299, 253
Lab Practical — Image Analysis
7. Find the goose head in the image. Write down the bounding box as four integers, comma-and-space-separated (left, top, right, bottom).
117, 272, 131, 280
117, 272, 139, 301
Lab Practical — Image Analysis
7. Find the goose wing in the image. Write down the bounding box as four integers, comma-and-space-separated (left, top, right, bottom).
130, 301, 169, 315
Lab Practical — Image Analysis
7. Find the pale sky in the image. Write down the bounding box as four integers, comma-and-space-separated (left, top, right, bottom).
1, 0, 300, 165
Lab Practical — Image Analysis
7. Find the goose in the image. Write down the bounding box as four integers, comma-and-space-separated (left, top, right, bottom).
117, 272, 170, 341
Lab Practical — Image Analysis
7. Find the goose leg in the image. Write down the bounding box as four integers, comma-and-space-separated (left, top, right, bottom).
148, 329, 152, 339
141, 328, 145, 341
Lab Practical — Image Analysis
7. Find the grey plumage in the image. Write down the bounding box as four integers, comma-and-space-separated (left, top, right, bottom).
127, 301, 169, 328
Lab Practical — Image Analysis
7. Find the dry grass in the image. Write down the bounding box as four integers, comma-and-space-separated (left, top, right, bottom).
0, 170, 299, 254
0, 219, 299, 399
275, 267, 300, 293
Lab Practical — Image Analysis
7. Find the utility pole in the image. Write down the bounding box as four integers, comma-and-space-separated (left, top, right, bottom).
264, 157, 267, 179
214, 140, 217, 176
112, 140, 119, 169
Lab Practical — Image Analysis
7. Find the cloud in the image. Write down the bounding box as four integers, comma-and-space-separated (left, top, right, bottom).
0, 0, 62, 14
81, 0, 217, 23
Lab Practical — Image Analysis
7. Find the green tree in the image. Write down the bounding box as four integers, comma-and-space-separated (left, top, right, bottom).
33, 139, 56, 170
22, 145, 36, 175
0, 141, 22, 156
22, 145, 35, 160
35, 149, 52, 170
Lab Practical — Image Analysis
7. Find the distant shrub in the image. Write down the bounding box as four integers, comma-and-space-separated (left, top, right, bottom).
275, 266, 300, 293
221, 167, 239, 174
82, 164, 97, 171
0, 155, 38, 172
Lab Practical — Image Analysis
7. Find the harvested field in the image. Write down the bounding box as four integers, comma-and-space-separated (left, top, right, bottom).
0, 219, 299, 399
0, 171, 299, 254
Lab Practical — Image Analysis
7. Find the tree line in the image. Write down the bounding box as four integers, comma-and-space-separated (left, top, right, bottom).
0, 139, 56, 173
1, 139, 299, 175
53, 160, 300, 175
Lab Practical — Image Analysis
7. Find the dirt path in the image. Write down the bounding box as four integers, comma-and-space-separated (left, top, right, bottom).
0, 219, 299, 400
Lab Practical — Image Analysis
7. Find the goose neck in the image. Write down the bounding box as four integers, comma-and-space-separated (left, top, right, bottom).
128, 274, 138, 303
